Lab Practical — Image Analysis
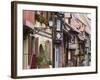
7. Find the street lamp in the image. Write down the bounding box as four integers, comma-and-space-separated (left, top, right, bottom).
48, 17, 54, 28
48, 15, 54, 68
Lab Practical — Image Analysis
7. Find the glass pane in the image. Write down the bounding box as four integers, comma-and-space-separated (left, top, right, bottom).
56, 19, 61, 31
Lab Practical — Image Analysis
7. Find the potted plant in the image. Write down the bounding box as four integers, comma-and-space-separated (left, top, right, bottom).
47, 60, 52, 68
35, 13, 48, 26
36, 56, 43, 68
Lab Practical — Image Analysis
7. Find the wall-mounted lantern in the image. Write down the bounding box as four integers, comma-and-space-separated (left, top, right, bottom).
48, 17, 54, 28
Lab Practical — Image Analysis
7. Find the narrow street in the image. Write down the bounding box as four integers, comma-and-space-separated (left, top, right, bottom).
23, 11, 91, 69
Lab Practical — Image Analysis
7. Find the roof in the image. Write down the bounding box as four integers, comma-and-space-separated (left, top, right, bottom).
73, 13, 91, 34
63, 21, 81, 34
